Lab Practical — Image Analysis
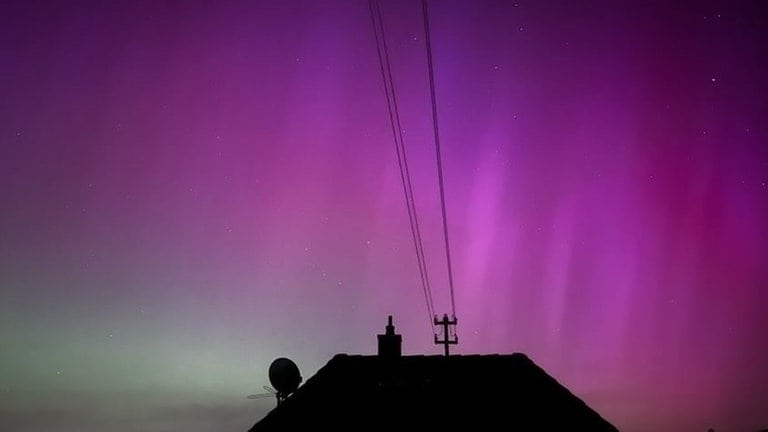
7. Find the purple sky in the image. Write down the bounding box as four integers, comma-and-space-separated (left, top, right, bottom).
1, 1, 767, 431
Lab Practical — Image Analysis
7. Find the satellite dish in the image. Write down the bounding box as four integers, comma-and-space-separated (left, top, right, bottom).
268, 357, 302, 396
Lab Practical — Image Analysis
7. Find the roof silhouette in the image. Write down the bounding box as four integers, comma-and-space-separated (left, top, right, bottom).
249, 352, 618, 431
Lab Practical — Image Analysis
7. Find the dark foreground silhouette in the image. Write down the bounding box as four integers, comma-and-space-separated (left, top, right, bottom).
249, 317, 617, 431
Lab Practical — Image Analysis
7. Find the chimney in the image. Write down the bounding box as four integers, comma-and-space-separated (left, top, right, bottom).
377, 315, 402, 358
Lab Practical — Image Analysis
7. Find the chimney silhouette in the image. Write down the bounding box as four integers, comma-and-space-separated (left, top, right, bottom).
377, 315, 402, 358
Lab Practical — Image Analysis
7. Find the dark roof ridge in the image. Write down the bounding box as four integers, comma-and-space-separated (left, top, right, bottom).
250, 352, 618, 431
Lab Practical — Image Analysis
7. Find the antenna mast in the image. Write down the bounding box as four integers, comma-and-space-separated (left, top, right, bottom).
433, 314, 457, 356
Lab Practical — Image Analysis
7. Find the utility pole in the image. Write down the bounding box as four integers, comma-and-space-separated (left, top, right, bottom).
433, 314, 457, 356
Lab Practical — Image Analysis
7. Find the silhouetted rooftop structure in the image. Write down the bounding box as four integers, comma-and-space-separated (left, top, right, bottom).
249, 318, 617, 431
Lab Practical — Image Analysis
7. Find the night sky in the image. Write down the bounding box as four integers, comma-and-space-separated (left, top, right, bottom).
1, 1, 767, 431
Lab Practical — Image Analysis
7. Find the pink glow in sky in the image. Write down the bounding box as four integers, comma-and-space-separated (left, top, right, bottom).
1, 1, 767, 431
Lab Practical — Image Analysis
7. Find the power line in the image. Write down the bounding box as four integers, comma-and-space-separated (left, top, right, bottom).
373, 0, 436, 322
421, 0, 457, 317
368, 0, 436, 327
